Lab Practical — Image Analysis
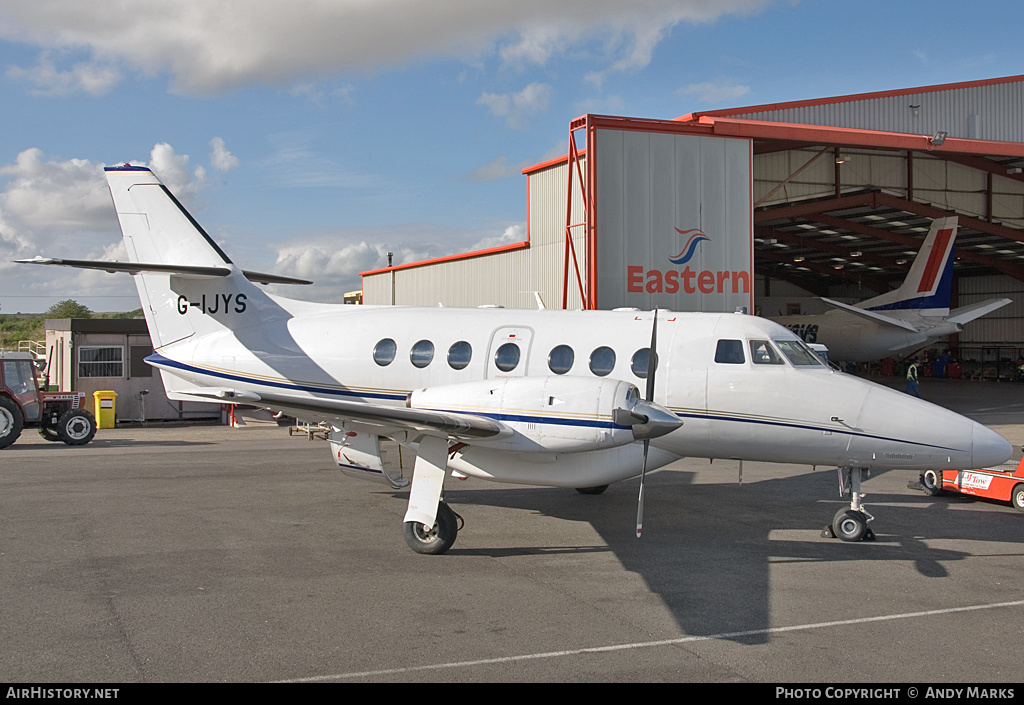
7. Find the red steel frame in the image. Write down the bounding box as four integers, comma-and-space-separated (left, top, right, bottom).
562, 116, 594, 309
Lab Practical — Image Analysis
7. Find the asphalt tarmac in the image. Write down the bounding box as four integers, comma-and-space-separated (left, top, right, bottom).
1, 376, 1023, 683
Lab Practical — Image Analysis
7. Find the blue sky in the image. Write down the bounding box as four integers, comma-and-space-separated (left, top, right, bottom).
1, 0, 1022, 312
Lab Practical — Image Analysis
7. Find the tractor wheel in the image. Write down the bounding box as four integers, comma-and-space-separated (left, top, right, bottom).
56, 409, 97, 446
0, 397, 24, 449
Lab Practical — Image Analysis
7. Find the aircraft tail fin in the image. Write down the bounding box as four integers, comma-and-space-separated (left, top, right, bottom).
860, 217, 958, 314
103, 165, 272, 348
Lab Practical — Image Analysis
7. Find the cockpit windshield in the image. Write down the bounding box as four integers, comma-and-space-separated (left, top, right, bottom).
774, 339, 825, 366
748, 340, 784, 365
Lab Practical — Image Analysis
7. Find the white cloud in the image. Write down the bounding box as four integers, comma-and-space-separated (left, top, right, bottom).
149, 143, 207, 200
467, 223, 526, 251
679, 79, 751, 105
467, 155, 532, 182
209, 137, 239, 172
6, 51, 120, 96
0, 143, 208, 263
0, 1, 772, 95
0, 148, 112, 231
477, 82, 553, 129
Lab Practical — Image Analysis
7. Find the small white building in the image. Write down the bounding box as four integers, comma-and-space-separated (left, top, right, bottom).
44, 318, 218, 423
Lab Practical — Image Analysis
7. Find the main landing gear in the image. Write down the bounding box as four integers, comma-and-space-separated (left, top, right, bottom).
821, 466, 876, 542
403, 500, 462, 555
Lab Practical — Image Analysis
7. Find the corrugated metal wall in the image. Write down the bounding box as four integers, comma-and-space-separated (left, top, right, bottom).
733, 80, 1024, 142
362, 158, 587, 309
957, 275, 1024, 344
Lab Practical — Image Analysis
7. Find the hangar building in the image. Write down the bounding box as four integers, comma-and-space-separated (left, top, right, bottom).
361, 75, 1024, 363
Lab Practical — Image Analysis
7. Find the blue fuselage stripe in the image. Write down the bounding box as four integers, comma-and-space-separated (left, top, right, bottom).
148, 354, 963, 452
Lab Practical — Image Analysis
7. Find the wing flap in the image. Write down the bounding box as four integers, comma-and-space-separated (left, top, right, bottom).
179, 387, 505, 440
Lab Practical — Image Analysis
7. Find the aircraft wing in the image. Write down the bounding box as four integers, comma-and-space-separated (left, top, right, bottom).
946, 297, 1012, 326
173, 387, 505, 440
15, 256, 312, 286
820, 297, 919, 332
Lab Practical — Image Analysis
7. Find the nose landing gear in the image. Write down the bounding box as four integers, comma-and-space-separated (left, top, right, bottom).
821, 466, 876, 541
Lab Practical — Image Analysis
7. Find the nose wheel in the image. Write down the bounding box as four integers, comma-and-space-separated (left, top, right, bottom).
821, 467, 876, 542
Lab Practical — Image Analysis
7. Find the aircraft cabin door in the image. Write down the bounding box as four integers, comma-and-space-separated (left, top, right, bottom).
485, 327, 534, 379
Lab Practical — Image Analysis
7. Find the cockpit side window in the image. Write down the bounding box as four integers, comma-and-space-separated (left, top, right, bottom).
714, 339, 745, 364
749, 340, 785, 365
774, 339, 824, 366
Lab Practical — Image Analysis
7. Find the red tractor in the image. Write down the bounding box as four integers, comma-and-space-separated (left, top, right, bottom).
0, 351, 97, 448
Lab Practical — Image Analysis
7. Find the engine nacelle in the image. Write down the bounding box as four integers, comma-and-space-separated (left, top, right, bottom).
409, 376, 644, 453
329, 429, 409, 489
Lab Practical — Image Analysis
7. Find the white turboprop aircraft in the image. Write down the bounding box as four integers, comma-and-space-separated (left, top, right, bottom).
772, 217, 1011, 362
18, 166, 1012, 553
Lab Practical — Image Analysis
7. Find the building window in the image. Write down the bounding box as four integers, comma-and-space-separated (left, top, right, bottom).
79, 346, 124, 378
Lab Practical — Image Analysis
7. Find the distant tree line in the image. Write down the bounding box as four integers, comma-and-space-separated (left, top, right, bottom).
0, 299, 143, 349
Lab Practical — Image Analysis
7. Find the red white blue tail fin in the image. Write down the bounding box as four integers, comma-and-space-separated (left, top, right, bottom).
859, 217, 958, 315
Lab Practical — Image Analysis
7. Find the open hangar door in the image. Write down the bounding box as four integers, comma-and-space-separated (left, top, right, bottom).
654, 112, 1024, 363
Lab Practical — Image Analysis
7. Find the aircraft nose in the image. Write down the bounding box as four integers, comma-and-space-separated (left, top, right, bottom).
972, 422, 1012, 469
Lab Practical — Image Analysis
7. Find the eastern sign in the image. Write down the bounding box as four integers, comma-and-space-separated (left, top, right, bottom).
594, 129, 752, 312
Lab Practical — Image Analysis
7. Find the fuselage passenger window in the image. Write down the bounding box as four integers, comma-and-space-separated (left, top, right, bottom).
410, 340, 434, 368
749, 340, 785, 365
447, 341, 472, 370
494, 342, 521, 372
715, 339, 745, 364
548, 345, 574, 375
589, 346, 616, 376
630, 348, 657, 379
373, 338, 397, 366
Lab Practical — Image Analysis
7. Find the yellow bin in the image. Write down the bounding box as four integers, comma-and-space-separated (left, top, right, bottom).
93, 390, 117, 429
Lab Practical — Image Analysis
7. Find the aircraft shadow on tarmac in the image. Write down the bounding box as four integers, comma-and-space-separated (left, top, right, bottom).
406, 466, 1024, 646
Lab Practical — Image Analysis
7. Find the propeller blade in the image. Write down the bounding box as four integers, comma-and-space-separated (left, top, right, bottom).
645, 309, 658, 402
637, 308, 658, 539
636, 439, 648, 538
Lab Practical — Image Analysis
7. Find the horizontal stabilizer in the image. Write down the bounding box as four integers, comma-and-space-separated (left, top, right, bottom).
946, 297, 1012, 326
820, 297, 919, 332
15, 256, 312, 285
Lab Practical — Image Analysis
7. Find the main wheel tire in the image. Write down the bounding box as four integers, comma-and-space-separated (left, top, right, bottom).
832, 508, 868, 542
921, 469, 944, 496
1012, 484, 1024, 512
0, 397, 24, 449
576, 485, 609, 495
403, 501, 458, 555
56, 409, 97, 446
